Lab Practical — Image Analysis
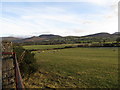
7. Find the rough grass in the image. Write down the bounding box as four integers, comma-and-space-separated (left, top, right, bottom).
23, 47, 118, 88
23, 44, 78, 50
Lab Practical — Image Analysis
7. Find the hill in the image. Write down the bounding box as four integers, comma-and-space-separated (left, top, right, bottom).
39, 34, 61, 39
2, 37, 21, 41
2, 32, 120, 45
82, 32, 111, 37
20, 36, 46, 42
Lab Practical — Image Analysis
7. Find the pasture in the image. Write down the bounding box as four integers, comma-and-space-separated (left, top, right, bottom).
23, 45, 118, 88
23, 44, 78, 50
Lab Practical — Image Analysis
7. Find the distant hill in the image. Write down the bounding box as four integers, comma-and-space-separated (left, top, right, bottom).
20, 36, 46, 42
2, 32, 120, 44
82, 32, 111, 37
39, 34, 61, 39
2, 37, 21, 41
18, 34, 62, 43
112, 32, 120, 35
79, 32, 119, 43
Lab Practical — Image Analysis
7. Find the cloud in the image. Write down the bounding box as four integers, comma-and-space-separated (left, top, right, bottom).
85, 0, 119, 6
0, 1, 118, 37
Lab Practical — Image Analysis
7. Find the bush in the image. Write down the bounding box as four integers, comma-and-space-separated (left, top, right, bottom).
116, 37, 120, 43
64, 46, 73, 48
13, 45, 38, 76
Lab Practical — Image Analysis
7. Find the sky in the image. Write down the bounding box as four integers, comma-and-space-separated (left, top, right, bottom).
0, 0, 119, 37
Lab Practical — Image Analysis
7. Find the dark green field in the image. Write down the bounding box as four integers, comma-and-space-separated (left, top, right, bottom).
23, 45, 118, 88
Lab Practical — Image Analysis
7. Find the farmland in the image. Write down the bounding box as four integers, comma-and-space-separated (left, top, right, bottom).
23, 44, 79, 50
23, 45, 118, 88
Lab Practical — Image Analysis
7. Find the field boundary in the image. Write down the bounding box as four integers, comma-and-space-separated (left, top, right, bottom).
27, 46, 119, 52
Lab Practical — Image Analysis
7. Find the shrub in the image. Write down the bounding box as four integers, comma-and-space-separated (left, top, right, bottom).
64, 46, 73, 48
13, 45, 38, 76
116, 37, 120, 43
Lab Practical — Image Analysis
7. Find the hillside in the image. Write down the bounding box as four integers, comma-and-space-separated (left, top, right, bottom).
2, 32, 120, 45
2, 37, 21, 41
39, 34, 61, 39
81, 32, 111, 37
21, 36, 46, 42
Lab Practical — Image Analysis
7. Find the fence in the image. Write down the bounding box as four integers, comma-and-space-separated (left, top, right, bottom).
2, 52, 24, 89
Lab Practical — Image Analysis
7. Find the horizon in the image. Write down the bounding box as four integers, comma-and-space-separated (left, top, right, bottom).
0, 0, 118, 37
1, 31, 119, 38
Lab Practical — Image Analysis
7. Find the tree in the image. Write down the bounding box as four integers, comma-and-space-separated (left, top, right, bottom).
116, 37, 120, 43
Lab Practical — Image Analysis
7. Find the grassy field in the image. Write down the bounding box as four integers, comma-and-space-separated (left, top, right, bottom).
23, 46, 118, 88
23, 44, 79, 50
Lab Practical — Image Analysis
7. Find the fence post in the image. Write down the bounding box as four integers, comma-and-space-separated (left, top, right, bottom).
13, 53, 24, 89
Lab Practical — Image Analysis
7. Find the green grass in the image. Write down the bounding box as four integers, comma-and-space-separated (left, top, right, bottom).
23, 47, 118, 88
23, 44, 78, 50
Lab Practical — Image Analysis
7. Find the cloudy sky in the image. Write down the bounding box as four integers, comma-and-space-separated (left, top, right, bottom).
0, 0, 119, 37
